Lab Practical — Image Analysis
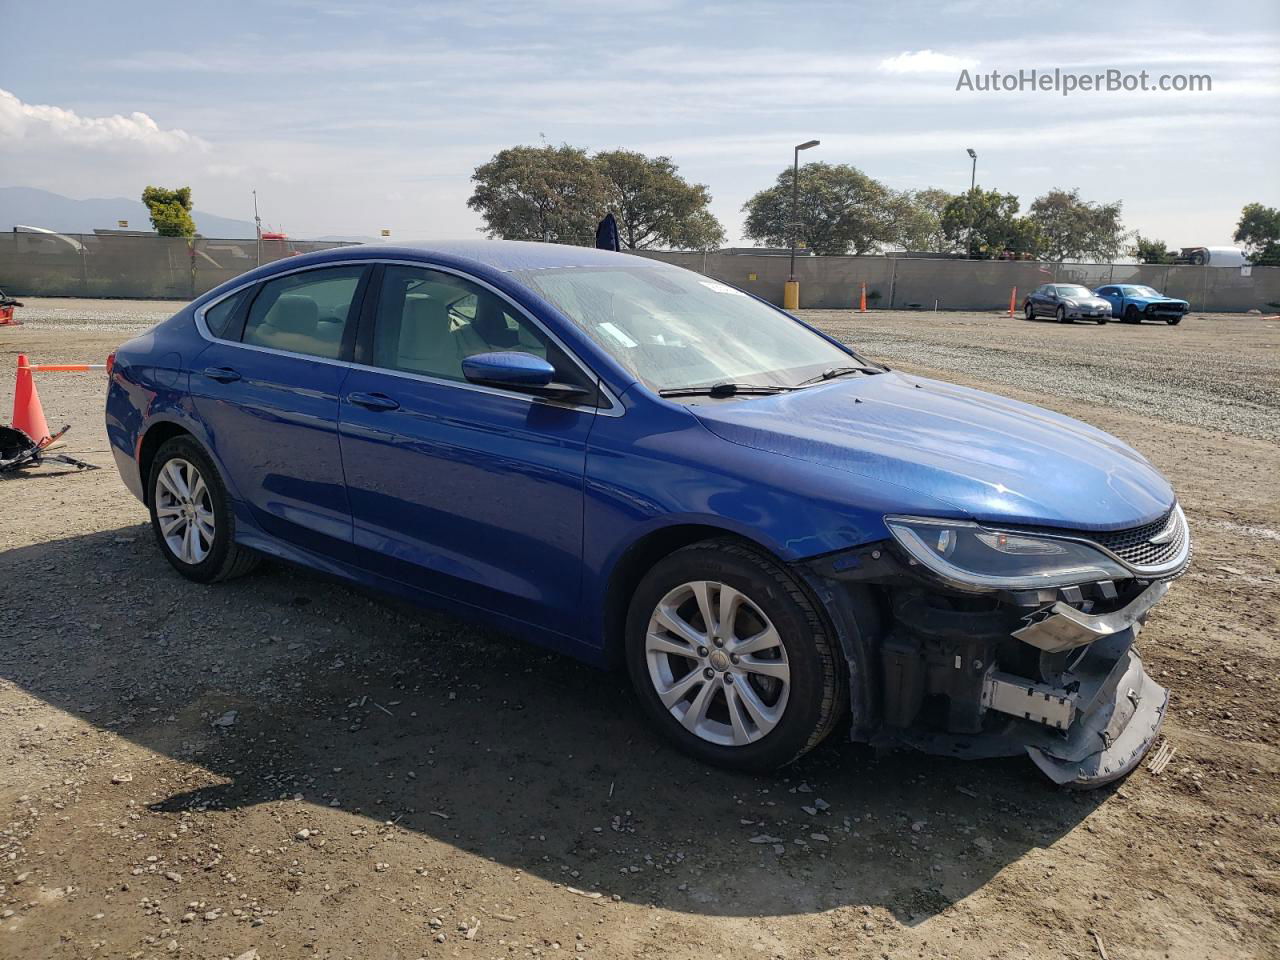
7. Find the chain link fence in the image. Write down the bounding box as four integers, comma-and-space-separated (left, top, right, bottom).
637, 251, 1280, 313
2, 233, 1277, 312
0, 232, 355, 299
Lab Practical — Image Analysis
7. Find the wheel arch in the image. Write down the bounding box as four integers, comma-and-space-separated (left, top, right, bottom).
600, 522, 792, 668
137, 419, 215, 506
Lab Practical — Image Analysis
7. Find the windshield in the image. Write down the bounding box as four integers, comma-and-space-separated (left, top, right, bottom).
1055, 285, 1092, 298
1123, 285, 1160, 297
511, 264, 868, 392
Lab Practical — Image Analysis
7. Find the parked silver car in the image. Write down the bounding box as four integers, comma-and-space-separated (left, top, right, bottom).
1023, 284, 1112, 324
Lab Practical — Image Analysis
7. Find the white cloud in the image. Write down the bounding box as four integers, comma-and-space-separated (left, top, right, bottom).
0, 88, 208, 153
880, 49, 979, 74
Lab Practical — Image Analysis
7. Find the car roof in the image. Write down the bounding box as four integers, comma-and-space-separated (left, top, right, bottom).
303, 239, 663, 273
196, 239, 672, 310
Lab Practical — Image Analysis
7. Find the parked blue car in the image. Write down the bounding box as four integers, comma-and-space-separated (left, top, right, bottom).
106, 242, 1190, 787
1094, 284, 1190, 325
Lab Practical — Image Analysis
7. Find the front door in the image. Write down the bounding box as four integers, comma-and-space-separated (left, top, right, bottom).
337, 263, 601, 639
190, 263, 369, 554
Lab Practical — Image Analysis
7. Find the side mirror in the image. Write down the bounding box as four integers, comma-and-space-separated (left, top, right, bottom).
461, 351, 591, 402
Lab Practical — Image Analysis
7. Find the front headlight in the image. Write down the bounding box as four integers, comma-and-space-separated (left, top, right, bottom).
884, 516, 1130, 591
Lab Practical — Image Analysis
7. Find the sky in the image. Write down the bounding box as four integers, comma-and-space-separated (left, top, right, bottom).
2, 0, 1278, 247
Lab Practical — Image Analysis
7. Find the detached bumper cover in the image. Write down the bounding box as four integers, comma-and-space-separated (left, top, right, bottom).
877, 628, 1168, 789
1022, 634, 1168, 787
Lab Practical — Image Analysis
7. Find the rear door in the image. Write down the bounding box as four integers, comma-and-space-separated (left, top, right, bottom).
190, 263, 370, 555
337, 262, 603, 638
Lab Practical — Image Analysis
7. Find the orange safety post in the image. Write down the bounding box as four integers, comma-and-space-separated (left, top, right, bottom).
859, 282, 867, 313
11, 354, 51, 444
19, 362, 108, 372
1008, 286, 1018, 317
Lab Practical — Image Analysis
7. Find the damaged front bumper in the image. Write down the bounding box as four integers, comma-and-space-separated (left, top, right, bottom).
801, 549, 1180, 789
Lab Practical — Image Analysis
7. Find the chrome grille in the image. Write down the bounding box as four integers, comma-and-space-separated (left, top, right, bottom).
1087, 508, 1187, 569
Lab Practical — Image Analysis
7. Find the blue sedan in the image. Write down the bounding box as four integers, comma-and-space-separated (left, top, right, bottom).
105, 242, 1190, 786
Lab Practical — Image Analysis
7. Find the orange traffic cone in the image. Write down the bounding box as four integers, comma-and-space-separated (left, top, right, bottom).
12, 355, 51, 445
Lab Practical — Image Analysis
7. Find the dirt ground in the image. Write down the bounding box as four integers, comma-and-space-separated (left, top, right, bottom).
2, 300, 1277, 960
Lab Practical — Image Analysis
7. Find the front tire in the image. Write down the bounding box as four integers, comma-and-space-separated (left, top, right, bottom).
1056, 306, 1069, 323
1167, 316, 1182, 325
1024, 302, 1035, 320
1124, 305, 1140, 324
625, 539, 845, 773
148, 436, 260, 583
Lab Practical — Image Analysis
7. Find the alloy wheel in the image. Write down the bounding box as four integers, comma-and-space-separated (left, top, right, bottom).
154, 457, 215, 565
644, 580, 791, 746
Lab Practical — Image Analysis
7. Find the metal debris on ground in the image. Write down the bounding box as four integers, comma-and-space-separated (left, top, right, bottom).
0, 424, 100, 474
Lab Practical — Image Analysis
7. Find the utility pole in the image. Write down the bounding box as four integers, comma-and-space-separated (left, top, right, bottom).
966, 148, 977, 259
253, 189, 263, 267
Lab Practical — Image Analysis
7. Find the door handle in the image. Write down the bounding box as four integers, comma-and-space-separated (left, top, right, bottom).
347, 391, 400, 411
203, 366, 241, 383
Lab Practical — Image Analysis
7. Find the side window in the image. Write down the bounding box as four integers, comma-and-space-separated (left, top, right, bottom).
371, 265, 581, 387
242, 266, 365, 359
203, 289, 247, 339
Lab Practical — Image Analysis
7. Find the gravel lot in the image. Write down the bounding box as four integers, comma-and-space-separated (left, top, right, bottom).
2, 299, 1278, 960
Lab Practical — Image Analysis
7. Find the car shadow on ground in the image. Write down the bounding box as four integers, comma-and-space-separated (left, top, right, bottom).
0, 523, 1108, 925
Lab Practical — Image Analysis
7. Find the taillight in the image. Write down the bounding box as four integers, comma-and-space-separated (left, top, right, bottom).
106, 351, 116, 376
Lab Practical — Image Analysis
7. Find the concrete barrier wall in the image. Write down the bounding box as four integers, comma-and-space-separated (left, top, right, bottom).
3, 233, 1278, 311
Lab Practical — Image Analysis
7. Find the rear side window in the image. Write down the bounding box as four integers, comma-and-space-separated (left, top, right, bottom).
203, 289, 247, 339
242, 266, 366, 360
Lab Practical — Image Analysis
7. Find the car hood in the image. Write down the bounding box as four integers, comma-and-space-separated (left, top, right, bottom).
690, 372, 1174, 532
1067, 296, 1110, 309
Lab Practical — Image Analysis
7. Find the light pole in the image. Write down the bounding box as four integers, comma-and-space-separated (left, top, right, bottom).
785, 139, 820, 310
965, 148, 977, 259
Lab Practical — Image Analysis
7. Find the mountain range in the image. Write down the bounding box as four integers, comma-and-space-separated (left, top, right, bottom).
0, 186, 258, 238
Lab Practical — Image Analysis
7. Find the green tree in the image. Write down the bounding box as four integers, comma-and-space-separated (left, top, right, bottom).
742, 162, 901, 255
890, 187, 960, 253
1131, 235, 1175, 264
1233, 202, 1280, 265
594, 150, 725, 250
468, 145, 610, 244
141, 185, 196, 238
941, 188, 1043, 259
1027, 188, 1126, 262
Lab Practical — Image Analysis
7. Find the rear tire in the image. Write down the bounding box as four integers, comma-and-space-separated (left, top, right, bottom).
148, 436, 260, 583
625, 538, 846, 773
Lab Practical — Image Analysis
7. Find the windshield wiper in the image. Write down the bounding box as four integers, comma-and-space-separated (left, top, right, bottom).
795, 365, 884, 387
658, 381, 796, 399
